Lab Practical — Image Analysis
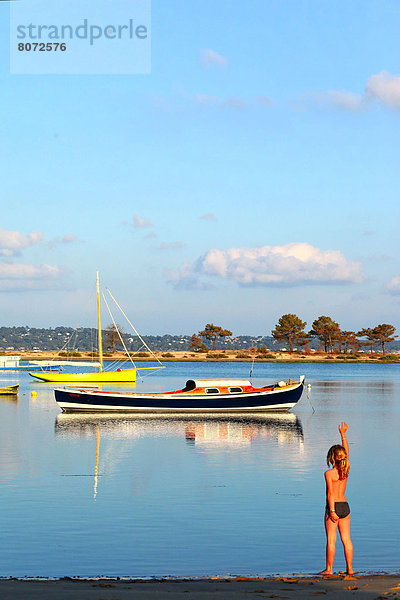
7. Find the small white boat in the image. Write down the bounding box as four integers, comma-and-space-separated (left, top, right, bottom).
54, 376, 305, 413
0, 355, 63, 373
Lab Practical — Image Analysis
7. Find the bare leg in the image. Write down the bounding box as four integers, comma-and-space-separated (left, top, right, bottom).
338, 514, 354, 575
320, 514, 338, 574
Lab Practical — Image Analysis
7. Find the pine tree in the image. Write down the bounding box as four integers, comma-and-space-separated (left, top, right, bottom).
271, 314, 308, 353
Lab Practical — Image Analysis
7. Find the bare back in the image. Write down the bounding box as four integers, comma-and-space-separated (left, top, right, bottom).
325, 467, 348, 502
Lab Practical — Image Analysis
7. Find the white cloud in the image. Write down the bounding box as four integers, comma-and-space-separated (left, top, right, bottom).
169, 242, 365, 289
296, 71, 400, 113
0, 262, 63, 280
200, 213, 216, 221
194, 93, 246, 110
159, 241, 185, 251
194, 93, 220, 106
257, 96, 273, 107
326, 91, 365, 111
296, 90, 364, 112
223, 97, 246, 110
155, 70, 400, 116
387, 276, 400, 295
61, 234, 76, 243
133, 215, 153, 229
0, 262, 66, 292
200, 49, 227, 68
167, 262, 214, 291
0, 228, 43, 256
365, 71, 400, 108
48, 234, 78, 249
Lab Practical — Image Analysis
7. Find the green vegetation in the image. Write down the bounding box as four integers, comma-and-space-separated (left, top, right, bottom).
271, 315, 398, 356
189, 333, 208, 353
373, 324, 397, 355
0, 322, 398, 358
378, 353, 400, 361
256, 345, 269, 355
198, 323, 232, 351
272, 314, 308, 353
310, 316, 340, 353
357, 324, 397, 355
103, 323, 125, 352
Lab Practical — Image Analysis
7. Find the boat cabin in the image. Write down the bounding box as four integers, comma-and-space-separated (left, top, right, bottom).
0, 355, 21, 368
182, 379, 273, 395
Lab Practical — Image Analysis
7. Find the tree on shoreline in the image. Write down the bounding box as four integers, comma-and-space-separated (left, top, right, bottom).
357, 327, 377, 354
103, 323, 125, 353
340, 331, 360, 354
198, 323, 232, 351
189, 333, 208, 353
372, 324, 397, 355
271, 314, 308, 353
310, 316, 340, 353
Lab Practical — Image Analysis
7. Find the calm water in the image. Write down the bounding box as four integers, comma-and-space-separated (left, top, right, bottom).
1, 361, 399, 577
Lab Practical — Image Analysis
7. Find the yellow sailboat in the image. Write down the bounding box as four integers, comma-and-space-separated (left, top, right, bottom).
29, 272, 164, 383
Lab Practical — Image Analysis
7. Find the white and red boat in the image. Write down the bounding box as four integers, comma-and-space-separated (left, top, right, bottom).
54, 376, 305, 413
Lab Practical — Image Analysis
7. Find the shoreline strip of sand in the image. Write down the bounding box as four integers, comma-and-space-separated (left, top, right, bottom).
1, 574, 399, 599
10, 349, 400, 364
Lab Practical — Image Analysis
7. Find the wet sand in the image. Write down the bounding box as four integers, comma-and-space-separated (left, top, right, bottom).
1, 574, 399, 599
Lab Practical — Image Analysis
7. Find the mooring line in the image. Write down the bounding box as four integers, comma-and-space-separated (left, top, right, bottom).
303, 382, 315, 413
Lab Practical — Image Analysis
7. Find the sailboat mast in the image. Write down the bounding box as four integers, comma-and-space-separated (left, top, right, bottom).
96, 271, 103, 372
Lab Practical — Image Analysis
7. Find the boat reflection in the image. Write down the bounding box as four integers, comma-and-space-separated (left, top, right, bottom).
93, 426, 100, 499
184, 414, 303, 448
55, 413, 303, 498
0, 394, 19, 404
55, 412, 303, 445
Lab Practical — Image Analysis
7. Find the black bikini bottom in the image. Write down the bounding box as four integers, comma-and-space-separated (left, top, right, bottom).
326, 502, 350, 519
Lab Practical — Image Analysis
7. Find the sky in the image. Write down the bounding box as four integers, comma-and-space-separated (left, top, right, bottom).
0, 0, 399, 336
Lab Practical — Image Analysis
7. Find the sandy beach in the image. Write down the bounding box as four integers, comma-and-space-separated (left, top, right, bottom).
1, 574, 399, 599
18, 350, 400, 363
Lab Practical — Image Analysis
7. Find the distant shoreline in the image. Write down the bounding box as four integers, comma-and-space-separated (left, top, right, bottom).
13, 350, 400, 364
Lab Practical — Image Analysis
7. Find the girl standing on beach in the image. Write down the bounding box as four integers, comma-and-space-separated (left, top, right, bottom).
321, 421, 354, 575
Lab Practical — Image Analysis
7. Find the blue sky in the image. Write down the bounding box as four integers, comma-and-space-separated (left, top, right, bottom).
0, 0, 399, 336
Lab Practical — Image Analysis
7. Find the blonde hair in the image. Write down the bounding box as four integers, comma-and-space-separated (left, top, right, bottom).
327, 444, 350, 480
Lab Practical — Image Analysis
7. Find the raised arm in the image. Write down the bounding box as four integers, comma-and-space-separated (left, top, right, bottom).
339, 421, 349, 457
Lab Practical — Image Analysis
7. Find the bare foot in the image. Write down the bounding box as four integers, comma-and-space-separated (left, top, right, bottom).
318, 570, 333, 575
347, 570, 355, 576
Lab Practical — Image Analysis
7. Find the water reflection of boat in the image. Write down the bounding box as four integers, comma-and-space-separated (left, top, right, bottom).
55, 412, 303, 444
184, 414, 303, 448
55, 413, 303, 498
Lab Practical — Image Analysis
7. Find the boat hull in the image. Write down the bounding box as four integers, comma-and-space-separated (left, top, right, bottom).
30, 368, 137, 383
54, 381, 304, 413
0, 366, 47, 372
0, 384, 19, 395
